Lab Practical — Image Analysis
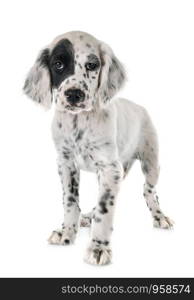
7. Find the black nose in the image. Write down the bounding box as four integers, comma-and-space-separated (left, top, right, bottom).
64, 89, 85, 103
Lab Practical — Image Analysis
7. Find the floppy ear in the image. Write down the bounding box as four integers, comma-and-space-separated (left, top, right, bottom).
97, 42, 126, 106
23, 48, 52, 109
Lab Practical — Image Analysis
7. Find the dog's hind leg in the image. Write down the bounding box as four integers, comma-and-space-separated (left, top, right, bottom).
138, 119, 174, 229
80, 206, 96, 227
80, 212, 92, 227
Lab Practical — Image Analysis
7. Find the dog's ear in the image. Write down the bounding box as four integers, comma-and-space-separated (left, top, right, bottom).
23, 48, 52, 109
97, 42, 126, 107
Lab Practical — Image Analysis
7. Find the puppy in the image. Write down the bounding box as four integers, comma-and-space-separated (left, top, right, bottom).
23, 31, 173, 265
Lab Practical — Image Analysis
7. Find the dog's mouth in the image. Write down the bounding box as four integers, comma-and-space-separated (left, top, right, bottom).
64, 103, 87, 113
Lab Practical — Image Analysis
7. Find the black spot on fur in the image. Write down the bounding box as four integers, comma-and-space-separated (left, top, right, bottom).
101, 191, 110, 202
74, 189, 79, 197
142, 163, 149, 174
73, 115, 78, 130
75, 130, 84, 142
103, 240, 109, 246
148, 183, 154, 188
71, 170, 76, 177
99, 201, 108, 214
70, 185, 74, 194
69, 175, 79, 197
71, 177, 78, 187
68, 196, 76, 202
94, 217, 102, 223
82, 82, 88, 91
63, 152, 69, 160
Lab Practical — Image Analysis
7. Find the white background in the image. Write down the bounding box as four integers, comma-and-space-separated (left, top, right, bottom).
0, 0, 194, 277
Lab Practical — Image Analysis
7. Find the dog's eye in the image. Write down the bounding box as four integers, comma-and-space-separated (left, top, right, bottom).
54, 61, 64, 70
85, 62, 98, 71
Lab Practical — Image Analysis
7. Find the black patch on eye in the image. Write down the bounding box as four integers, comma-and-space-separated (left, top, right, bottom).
49, 39, 75, 88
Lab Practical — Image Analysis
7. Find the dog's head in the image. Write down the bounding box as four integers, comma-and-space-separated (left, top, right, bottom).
24, 31, 126, 113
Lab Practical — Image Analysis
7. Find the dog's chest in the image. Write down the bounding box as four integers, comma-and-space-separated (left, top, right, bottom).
53, 111, 115, 171
57, 122, 98, 171
65, 134, 98, 171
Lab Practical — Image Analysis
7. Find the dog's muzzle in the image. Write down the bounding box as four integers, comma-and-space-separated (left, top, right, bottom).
64, 89, 85, 105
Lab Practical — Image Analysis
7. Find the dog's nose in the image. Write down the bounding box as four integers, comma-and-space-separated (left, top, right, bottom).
64, 89, 85, 103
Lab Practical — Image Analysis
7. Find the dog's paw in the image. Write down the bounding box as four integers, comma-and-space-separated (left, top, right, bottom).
48, 227, 77, 245
84, 246, 112, 265
80, 213, 91, 227
153, 215, 174, 229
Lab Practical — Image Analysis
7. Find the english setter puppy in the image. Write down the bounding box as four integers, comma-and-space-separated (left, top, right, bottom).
23, 31, 173, 265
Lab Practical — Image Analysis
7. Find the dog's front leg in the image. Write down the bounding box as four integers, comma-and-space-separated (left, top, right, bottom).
48, 160, 80, 245
84, 161, 123, 265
